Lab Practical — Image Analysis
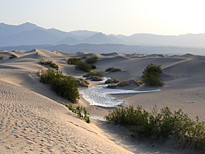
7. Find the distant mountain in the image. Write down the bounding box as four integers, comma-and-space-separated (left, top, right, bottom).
0, 22, 38, 39
0, 29, 62, 46
57, 36, 79, 45
69, 30, 98, 40
81, 32, 114, 44
1, 22, 205, 49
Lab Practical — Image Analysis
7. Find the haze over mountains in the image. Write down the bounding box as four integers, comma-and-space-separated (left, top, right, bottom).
1, 22, 205, 55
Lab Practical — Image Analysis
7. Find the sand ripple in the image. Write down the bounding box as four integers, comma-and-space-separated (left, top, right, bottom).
0, 79, 131, 154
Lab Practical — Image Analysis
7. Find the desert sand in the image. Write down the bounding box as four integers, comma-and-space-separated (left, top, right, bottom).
1, 49, 204, 153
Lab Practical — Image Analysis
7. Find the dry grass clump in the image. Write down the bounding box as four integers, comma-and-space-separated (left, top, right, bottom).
83, 70, 103, 78
69, 77, 89, 87
105, 78, 120, 84
107, 84, 117, 89
117, 79, 143, 87
90, 76, 103, 81
105, 105, 205, 152
75, 78, 89, 87
105, 67, 121, 73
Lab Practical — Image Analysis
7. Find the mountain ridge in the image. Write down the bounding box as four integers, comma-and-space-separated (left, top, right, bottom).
1, 22, 205, 48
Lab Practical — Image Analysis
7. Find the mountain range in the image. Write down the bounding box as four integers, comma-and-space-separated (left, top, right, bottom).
1, 22, 205, 48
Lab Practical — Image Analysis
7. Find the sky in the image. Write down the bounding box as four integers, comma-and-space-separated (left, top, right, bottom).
1, 0, 205, 36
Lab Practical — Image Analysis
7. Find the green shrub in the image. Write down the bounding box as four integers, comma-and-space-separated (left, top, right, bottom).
83, 70, 103, 77
67, 57, 97, 72
105, 67, 121, 72
75, 61, 93, 72
85, 56, 98, 64
9, 54, 17, 59
105, 105, 205, 151
113, 78, 120, 83
38, 69, 79, 103
39, 59, 59, 70
81, 56, 87, 59
67, 57, 81, 65
65, 104, 90, 123
141, 63, 164, 87
0, 56, 4, 60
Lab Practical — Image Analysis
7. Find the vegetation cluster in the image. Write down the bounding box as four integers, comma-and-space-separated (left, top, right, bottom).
39, 59, 59, 70
105, 78, 120, 84
85, 55, 98, 64
105, 106, 205, 151
37, 69, 79, 103
73, 77, 89, 87
67, 56, 98, 72
65, 104, 90, 123
141, 63, 164, 87
117, 79, 143, 87
9, 54, 17, 59
0, 56, 4, 60
105, 67, 121, 72
83, 70, 103, 78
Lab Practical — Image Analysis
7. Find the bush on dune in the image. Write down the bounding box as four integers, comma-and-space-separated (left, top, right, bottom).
0, 56, 4, 60
105, 105, 205, 151
37, 69, 79, 103
39, 59, 59, 70
142, 63, 164, 87
65, 104, 90, 123
67, 57, 81, 65
105, 67, 121, 73
67, 56, 97, 72
9, 54, 17, 59
75, 61, 93, 72
85, 56, 98, 64
83, 70, 103, 78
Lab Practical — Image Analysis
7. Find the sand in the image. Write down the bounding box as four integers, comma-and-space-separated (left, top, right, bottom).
1, 49, 204, 153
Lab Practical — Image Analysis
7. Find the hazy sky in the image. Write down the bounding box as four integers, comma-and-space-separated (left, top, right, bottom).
1, 0, 205, 35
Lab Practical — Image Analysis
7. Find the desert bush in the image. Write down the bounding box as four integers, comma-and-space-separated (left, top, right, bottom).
117, 79, 143, 87
113, 78, 120, 83
9, 54, 17, 59
83, 70, 103, 77
67, 57, 96, 72
38, 69, 79, 103
0, 56, 4, 60
67, 57, 81, 65
75, 61, 93, 72
90, 76, 103, 81
105, 79, 112, 84
105, 78, 120, 84
105, 105, 205, 151
65, 104, 90, 123
74, 78, 89, 87
39, 59, 59, 70
105, 67, 121, 72
107, 84, 117, 89
85, 56, 98, 64
141, 63, 164, 87
81, 56, 87, 59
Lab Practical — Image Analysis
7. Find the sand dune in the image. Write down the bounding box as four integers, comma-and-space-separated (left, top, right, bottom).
1, 49, 204, 153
